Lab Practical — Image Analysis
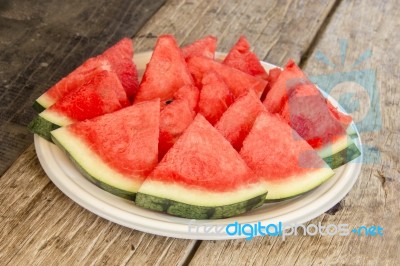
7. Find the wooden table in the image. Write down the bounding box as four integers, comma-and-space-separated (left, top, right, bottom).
1, 0, 399, 265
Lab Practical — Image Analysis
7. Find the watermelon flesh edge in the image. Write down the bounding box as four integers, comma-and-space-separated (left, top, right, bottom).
52, 134, 137, 200
239, 112, 335, 200
136, 180, 267, 219
50, 100, 160, 199
137, 114, 269, 218
51, 128, 143, 198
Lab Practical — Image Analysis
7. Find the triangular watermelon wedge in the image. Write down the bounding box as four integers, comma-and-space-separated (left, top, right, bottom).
280, 81, 360, 168
29, 70, 129, 141
187, 56, 267, 99
159, 85, 199, 159
34, 38, 138, 111
51, 99, 160, 199
264, 60, 360, 168
134, 35, 195, 103
215, 90, 265, 151
223, 36, 268, 80
198, 71, 233, 125
182, 35, 217, 59
136, 114, 268, 219
240, 112, 334, 200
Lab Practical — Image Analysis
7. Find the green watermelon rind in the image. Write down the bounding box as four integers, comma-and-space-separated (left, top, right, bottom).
322, 142, 361, 169
136, 179, 268, 219
316, 135, 360, 169
51, 127, 142, 200
28, 115, 60, 142
32, 101, 46, 113
135, 192, 267, 219
264, 167, 334, 200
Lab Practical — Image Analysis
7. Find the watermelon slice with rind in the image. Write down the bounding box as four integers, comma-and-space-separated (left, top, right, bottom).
264, 60, 360, 168
136, 114, 268, 219
223, 36, 268, 80
187, 56, 267, 99
182, 35, 217, 59
51, 99, 160, 200
134, 35, 195, 104
281, 82, 360, 168
34, 38, 138, 111
29, 70, 129, 141
215, 90, 265, 151
240, 112, 335, 200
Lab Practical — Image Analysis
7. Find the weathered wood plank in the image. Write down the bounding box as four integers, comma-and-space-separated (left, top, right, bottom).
0, 0, 167, 176
0, 146, 194, 265
190, 0, 400, 265
133, 0, 338, 66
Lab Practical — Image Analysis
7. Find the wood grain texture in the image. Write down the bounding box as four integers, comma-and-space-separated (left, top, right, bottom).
0, 146, 195, 265
133, 0, 338, 65
190, 0, 400, 265
0, 0, 166, 176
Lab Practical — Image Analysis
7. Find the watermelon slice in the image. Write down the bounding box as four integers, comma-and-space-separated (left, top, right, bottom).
159, 85, 199, 159
29, 70, 129, 141
34, 38, 138, 111
134, 35, 195, 103
135, 114, 268, 219
186, 56, 267, 99
223, 36, 268, 80
240, 112, 334, 200
51, 100, 160, 199
101, 38, 139, 101
197, 71, 233, 125
182, 35, 217, 59
280, 81, 360, 168
263, 60, 306, 114
215, 90, 265, 151
261, 67, 282, 101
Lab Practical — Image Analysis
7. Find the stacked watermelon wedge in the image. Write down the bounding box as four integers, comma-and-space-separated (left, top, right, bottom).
29, 35, 361, 219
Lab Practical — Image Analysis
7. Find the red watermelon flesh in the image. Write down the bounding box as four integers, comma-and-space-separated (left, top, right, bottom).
182, 35, 217, 59
263, 60, 306, 114
261, 67, 282, 101
148, 114, 261, 191
163, 84, 199, 110
215, 90, 265, 151
159, 85, 199, 159
198, 71, 233, 125
134, 35, 195, 103
102, 38, 139, 101
326, 100, 352, 128
41, 71, 128, 125
240, 112, 333, 199
67, 100, 160, 177
187, 56, 267, 99
280, 82, 348, 149
36, 58, 111, 108
223, 36, 268, 80
36, 38, 137, 109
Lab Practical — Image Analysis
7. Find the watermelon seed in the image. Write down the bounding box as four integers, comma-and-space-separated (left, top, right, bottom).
165, 99, 174, 105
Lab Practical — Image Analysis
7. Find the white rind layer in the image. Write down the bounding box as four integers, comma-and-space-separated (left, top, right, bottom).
36, 94, 55, 109
51, 127, 142, 192
316, 134, 354, 159
40, 109, 75, 126
138, 180, 269, 206
264, 167, 334, 199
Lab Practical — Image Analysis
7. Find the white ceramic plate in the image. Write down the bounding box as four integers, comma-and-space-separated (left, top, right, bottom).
34, 52, 363, 240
